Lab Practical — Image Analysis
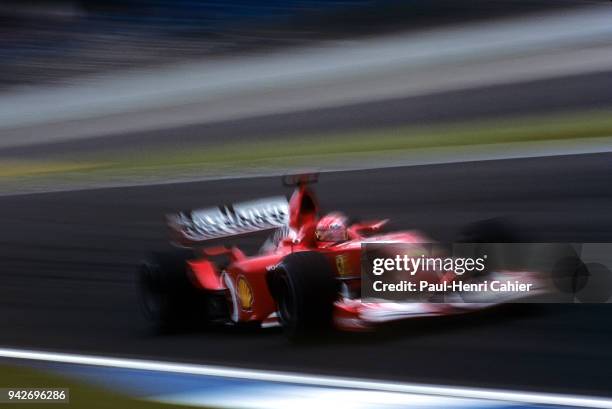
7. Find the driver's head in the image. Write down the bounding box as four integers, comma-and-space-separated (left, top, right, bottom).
315, 212, 348, 242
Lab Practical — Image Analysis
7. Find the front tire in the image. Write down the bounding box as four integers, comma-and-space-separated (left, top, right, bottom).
271, 251, 338, 341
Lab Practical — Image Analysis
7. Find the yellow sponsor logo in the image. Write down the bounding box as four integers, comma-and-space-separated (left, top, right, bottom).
237, 276, 254, 311
336, 255, 351, 276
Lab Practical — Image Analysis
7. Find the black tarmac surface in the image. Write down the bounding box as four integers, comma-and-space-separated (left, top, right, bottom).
1, 152, 611, 396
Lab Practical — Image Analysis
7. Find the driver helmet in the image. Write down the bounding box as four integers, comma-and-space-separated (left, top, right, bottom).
315, 212, 349, 242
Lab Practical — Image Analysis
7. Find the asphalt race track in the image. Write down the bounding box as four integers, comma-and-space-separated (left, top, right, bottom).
1, 152, 612, 396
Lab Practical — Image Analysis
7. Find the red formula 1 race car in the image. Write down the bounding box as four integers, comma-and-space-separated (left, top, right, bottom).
138, 174, 542, 340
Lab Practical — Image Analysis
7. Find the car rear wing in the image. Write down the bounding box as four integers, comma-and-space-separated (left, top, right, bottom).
167, 196, 289, 245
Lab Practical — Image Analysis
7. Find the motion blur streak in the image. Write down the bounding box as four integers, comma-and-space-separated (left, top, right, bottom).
1, 348, 611, 408
2, 4, 612, 146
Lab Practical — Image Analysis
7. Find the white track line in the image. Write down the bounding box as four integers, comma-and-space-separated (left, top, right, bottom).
0, 347, 611, 408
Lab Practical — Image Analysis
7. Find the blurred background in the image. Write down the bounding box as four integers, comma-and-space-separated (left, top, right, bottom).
1, 1, 612, 408
1, 0, 612, 186
0, 0, 593, 90
0, 0, 611, 191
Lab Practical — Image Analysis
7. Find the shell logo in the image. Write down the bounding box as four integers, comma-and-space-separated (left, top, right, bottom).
336, 254, 351, 276
237, 276, 254, 311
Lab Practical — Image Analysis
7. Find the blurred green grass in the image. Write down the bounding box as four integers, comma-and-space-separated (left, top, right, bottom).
2, 109, 612, 182
119, 109, 612, 169
0, 365, 203, 409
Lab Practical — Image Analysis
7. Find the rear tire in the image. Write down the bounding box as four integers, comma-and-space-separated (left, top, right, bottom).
457, 218, 522, 243
271, 252, 337, 341
138, 248, 207, 332
457, 218, 529, 272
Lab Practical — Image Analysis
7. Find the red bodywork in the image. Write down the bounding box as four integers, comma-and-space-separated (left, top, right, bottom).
172, 180, 540, 331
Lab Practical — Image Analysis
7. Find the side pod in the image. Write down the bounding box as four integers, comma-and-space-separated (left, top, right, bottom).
188, 260, 226, 291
